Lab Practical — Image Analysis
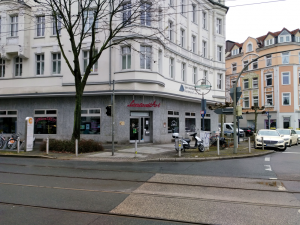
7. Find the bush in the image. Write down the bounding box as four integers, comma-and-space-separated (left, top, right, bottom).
39, 139, 104, 153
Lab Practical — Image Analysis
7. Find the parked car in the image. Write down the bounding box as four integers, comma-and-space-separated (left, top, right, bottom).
218, 123, 244, 137
254, 129, 286, 151
240, 127, 254, 136
276, 129, 298, 147
295, 130, 300, 143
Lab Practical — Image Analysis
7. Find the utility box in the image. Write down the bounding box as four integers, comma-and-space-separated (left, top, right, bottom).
25, 117, 34, 152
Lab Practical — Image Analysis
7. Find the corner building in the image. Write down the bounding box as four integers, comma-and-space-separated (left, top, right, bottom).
0, 0, 228, 143
226, 28, 300, 130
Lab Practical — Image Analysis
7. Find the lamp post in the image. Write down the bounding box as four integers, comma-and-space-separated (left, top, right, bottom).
195, 79, 212, 132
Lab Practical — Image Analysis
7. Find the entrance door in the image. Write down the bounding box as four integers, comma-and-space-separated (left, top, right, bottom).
130, 118, 139, 142
130, 117, 151, 143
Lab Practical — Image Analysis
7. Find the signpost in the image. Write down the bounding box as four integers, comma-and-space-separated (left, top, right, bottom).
25, 117, 34, 152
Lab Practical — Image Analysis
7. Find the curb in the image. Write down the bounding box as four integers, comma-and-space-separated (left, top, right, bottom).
142, 150, 275, 162
0, 154, 57, 159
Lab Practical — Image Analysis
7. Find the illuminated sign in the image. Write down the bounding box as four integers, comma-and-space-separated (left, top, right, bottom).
127, 100, 160, 108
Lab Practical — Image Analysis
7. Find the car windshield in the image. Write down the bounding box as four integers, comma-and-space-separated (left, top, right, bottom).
258, 130, 279, 136
295, 131, 300, 135
277, 130, 290, 135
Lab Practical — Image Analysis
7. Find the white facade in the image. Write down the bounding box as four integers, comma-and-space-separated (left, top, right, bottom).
0, 0, 228, 143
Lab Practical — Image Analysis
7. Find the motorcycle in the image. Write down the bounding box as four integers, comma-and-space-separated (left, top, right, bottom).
0, 132, 5, 149
173, 132, 205, 152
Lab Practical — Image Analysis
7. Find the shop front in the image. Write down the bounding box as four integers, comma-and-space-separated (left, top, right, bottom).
130, 111, 151, 143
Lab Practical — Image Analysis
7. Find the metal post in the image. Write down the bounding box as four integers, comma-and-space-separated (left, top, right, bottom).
202, 94, 204, 133
135, 139, 137, 157
248, 137, 251, 153
262, 137, 264, 150
217, 136, 220, 156
112, 80, 115, 156
46, 137, 49, 155
17, 137, 20, 154
237, 116, 240, 144
75, 139, 78, 156
233, 86, 237, 154
178, 138, 181, 157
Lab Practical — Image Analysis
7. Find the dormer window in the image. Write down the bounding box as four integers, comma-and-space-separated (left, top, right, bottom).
278, 30, 291, 43
247, 43, 253, 52
231, 48, 239, 56
265, 38, 274, 46
296, 37, 300, 42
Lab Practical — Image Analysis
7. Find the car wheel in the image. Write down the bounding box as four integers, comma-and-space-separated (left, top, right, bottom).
296, 140, 299, 146
289, 140, 292, 147
281, 143, 287, 151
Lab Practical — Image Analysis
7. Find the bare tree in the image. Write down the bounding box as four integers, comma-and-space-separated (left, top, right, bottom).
29, 0, 162, 140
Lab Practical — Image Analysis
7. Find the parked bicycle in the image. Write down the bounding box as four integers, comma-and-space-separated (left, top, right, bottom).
209, 135, 227, 149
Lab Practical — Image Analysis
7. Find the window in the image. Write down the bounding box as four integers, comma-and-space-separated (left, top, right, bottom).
83, 50, 98, 72
296, 37, 300, 42
283, 117, 290, 128
0, 59, 5, 77
232, 63, 237, 73
253, 61, 258, 69
168, 21, 173, 41
243, 60, 249, 71
202, 40, 207, 57
10, 16, 18, 37
140, 2, 151, 26
121, 46, 131, 69
247, 43, 253, 52
185, 112, 196, 132
253, 96, 258, 106
52, 16, 61, 35
244, 97, 249, 108
216, 18, 222, 34
181, 63, 186, 81
140, 46, 151, 69
123, 3, 131, 25
265, 38, 274, 46
193, 67, 197, 84
278, 31, 291, 43
180, 29, 185, 48
158, 50, 162, 73
169, 0, 174, 7
84, 10, 98, 32
168, 111, 179, 133
169, 58, 174, 78
180, 0, 185, 15
244, 79, 249, 89
36, 54, 45, 75
217, 46, 222, 61
202, 12, 207, 29
282, 93, 290, 105
282, 52, 289, 64
15, 57, 22, 77
217, 74, 222, 89
192, 4, 196, 23
252, 78, 258, 88
232, 49, 239, 56
0, 110, 17, 134
192, 35, 196, 53
203, 70, 208, 82
266, 74, 272, 86
52, 53, 61, 74
36, 16, 45, 37
282, 72, 290, 85
34, 110, 57, 134
266, 94, 273, 106
81, 109, 100, 134
266, 55, 272, 66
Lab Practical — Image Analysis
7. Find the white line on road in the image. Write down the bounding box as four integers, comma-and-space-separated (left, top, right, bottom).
265, 156, 270, 161
281, 152, 300, 154
264, 165, 272, 171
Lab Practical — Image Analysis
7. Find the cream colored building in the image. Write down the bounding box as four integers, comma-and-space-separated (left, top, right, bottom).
0, 0, 228, 143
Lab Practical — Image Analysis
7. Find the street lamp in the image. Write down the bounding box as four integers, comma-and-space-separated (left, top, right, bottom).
195, 79, 212, 132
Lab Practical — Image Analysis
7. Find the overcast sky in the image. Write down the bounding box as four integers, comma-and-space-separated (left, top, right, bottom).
226, 0, 299, 43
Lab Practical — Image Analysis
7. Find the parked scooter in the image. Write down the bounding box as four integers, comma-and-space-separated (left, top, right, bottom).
173, 132, 205, 152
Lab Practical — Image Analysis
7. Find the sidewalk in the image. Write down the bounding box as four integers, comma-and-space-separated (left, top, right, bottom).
0, 141, 274, 162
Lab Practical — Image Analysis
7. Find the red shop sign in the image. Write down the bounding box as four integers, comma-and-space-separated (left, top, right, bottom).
127, 100, 160, 108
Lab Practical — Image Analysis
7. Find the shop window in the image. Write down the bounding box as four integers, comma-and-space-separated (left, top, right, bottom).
185, 112, 196, 132
34, 110, 57, 134
168, 110, 179, 133
201, 119, 211, 131
81, 109, 100, 134
0, 110, 17, 134
283, 117, 290, 129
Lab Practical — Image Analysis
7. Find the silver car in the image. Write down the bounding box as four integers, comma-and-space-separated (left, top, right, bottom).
254, 129, 286, 151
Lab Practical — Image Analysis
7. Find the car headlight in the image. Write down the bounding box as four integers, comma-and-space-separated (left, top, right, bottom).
284, 138, 289, 141
278, 140, 284, 143
256, 138, 262, 142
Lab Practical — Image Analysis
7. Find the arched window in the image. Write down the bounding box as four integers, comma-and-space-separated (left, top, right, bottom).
247, 43, 253, 52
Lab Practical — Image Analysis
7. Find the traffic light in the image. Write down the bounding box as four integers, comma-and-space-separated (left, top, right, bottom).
106, 105, 111, 116
236, 106, 242, 116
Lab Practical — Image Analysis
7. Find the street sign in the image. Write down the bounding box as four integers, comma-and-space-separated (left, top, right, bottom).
200, 110, 204, 114
201, 110, 206, 118
236, 116, 243, 119
230, 87, 242, 103
214, 108, 234, 115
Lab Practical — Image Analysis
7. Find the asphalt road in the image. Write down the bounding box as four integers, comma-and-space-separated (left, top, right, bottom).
0, 145, 300, 225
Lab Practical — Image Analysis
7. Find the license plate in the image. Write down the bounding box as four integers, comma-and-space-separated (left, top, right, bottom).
266, 144, 274, 147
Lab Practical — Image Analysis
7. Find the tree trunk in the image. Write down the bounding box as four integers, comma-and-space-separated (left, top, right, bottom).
72, 89, 83, 141
254, 109, 258, 133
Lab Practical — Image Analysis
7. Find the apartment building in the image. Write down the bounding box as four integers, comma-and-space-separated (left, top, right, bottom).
225, 28, 300, 130
0, 0, 228, 143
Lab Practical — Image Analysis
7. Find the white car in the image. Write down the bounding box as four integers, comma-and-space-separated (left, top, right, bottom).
254, 129, 286, 151
295, 130, 300, 143
276, 129, 298, 147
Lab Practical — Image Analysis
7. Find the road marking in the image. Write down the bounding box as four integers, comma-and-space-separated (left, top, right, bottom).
269, 178, 277, 180
264, 165, 272, 171
265, 156, 270, 161
298, 209, 300, 214
282, 152, 300, 154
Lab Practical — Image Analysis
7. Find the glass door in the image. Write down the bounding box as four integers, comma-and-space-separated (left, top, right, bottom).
130, 118, 139, 142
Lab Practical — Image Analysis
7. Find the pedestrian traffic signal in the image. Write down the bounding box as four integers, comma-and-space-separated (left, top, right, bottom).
106, 105, 111, 116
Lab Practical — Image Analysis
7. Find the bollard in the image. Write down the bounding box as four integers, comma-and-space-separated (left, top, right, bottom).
262, 137, 264, 150
135, 140, 137, 157
178, 138, 181, 157
17, 137, 20, 154
75, 139, 78, 157
217, 136, 220, 156
46, 137, 49, 155
248, 137, 251, 153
